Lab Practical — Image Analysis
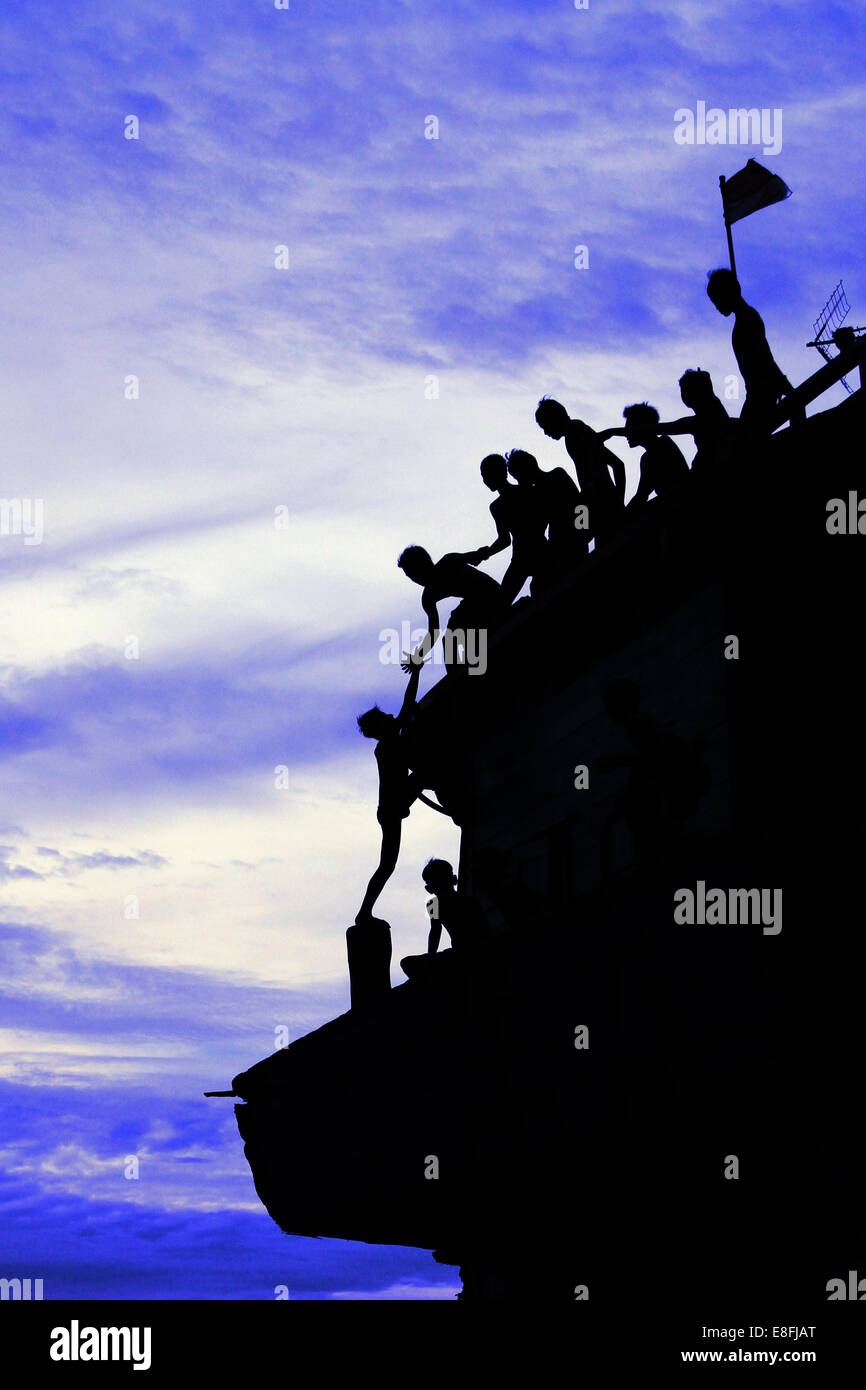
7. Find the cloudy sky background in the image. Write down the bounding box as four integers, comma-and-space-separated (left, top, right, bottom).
1, 0, 864, 1299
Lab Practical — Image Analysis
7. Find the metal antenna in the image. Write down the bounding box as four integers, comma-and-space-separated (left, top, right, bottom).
806, 281, 863, 395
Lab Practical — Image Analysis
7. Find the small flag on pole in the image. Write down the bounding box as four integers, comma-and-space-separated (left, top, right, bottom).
721, 159, 791, 225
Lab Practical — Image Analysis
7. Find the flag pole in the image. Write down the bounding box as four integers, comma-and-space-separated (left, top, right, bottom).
719, 175, 737, 277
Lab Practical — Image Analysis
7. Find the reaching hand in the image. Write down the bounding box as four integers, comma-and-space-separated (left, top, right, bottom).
463, 547, 488, 565
401, 648, 426, 674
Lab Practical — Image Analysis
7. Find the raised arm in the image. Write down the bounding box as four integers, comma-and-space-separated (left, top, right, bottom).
395, 659, 423, 729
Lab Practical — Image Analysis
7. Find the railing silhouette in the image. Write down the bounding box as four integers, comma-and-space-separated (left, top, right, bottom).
770, 332, 866, 432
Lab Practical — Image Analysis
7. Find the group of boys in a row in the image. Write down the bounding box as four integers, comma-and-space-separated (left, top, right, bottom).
353, 267, 797, 938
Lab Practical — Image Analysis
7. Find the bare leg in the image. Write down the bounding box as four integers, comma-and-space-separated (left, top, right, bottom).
500, 557, 530, 604
356, 817, 402, 923
404, 770, 427, 809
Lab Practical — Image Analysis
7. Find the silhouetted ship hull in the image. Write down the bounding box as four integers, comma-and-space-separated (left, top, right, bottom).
233, 387, 864, 1305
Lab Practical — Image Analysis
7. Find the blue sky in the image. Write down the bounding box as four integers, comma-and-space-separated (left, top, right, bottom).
1, 0, 864, 1300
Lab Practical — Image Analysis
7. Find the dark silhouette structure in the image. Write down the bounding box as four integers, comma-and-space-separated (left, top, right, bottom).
598, 676, 711, 874
472, 844, 559, 935
706, 267, 796, 430
229, 288, 866, 1318
535, 398, 626, 545
473, 453, 548, 601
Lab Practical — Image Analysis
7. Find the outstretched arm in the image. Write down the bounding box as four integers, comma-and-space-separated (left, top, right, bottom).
657, 416, 698, 437
597, 427, 626, 442
451, 548, 486, 566
460, 546, 493, 565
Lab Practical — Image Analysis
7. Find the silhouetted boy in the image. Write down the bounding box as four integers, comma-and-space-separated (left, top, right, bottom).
609, 404, 690, 511
535, 398, 626, 545
355, 658, 426, 925
422, 858, 488, 953
506, 448, 587, 582
400, 858, 488, 978
397, 544, 506, 669
658, 369, 732, 475
473, 453, 549, 602
706, 268, 795, 431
